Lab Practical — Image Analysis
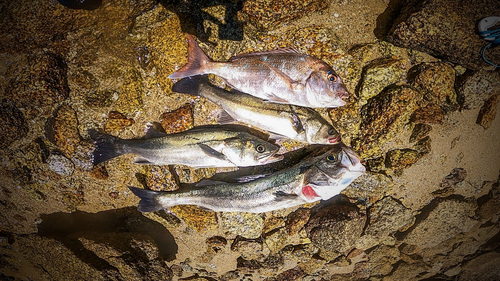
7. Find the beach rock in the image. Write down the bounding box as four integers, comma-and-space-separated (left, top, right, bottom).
410, 103, 445, 124
47, 154, 75, 176
362, 246, 400, 276
403, 198, 478, 250
286, 208, 311, 236
343, 173, 394, 207
240, 0, 328, 31
409, 123, 432, 143
357, 58, 405, 105
0, 100, 28, 149
457, 70, 500, 109
264, 228, 288, 253
275, 266, 306, 281
386, 0, 500, 70
104, 111, 135, 133
305, 205, 366, 257
412, 135, 432, 155
231, 237, 267, 260
432, 168, 467, 197
220, 212, 264, 239
408, 62, 458, 112
354, 85, 422, 158
383, 261, 431, 281
385, 148, 423, 169
145, 166, 179, 192
329, 102, 362, 146
160, 103, 194, 134
114, 69, 144, 115
70, 140, 95, 171
365, 197, 414, 238
50, 105, 81, 157
458, 252, 500, 281
476, 94, 500, 129
169, 205, 217, 232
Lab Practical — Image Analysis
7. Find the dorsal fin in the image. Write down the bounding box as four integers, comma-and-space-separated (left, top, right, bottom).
229, 48, 303, 61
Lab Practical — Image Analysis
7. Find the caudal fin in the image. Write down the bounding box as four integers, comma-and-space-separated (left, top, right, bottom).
89, 129, 124, 165
172, 76, 206, 96
128, 186, 164, 212
168, 34, 212, 79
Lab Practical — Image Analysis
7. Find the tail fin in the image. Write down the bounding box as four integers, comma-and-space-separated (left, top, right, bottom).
172, 76, 205, 96
168, 34, 212, 79
128, 186, 164, 212
89, 129, 124, 165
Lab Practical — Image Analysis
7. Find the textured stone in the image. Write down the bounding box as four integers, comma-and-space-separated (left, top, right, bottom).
240, 0, 328, 31
265, 228, 288, 253
386, 0, 500, 70
404, 199, 478, 249
365, 197, 414, 238
354, 85, 423, 158
458, 252, 500, 281
169, 205, 217, 232
231, 237, 267, 260
114, 68, 144, 115
457, 70, 500, 109
306, 205, 366, 256
409, 123, 432, 143
220, 212, 264, 239
476, 94, 500, 129
385, 149, 423, 169
51, 105, 81, 156
0, 100, 28, 149
160, 103, 194, 134
104, 111, 135, 133
145, 166, 179, 192
410, 103, 445, 124
357, 58, 405, 105
47, 154, 75, 176
363, 246, 400, 276
329, 102, 362, 147
286, 208, 310, 236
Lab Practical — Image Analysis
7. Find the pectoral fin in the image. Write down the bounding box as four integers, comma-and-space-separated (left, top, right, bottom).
198, 143, 228, 161
273, 191, 298, 201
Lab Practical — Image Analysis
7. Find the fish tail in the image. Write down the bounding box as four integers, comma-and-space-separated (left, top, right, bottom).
168, 34, 212, 79
171, 76, 205, 96
89, 129, 125, 165
128, 186, 165, 212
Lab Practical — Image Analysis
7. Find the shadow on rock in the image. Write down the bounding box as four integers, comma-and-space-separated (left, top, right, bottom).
37, 207, 178, 270
158, 0, 245, 42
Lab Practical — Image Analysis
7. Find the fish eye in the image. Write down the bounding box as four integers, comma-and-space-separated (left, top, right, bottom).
328, 128, 335, 135
327, 155, 336, 161
328, 73, 338, 82
256, 144, 266, 153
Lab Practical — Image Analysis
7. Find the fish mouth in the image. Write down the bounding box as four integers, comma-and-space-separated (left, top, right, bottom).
327, 135, 341, 144
259, 153, 284, 164
341, 146, 366, 173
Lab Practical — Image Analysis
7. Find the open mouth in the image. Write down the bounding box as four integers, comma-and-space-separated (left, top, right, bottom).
328, 135, 341, 144
260, 153, 284, 164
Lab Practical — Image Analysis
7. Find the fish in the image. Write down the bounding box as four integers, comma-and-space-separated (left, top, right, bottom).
90, 126, 283, 168
128, 143, 365, 213
168, 34, 349, 108
172, 76, 342, 144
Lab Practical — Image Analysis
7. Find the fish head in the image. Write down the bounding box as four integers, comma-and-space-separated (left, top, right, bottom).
223, 133, 283, 166
305, 66, 349, 108
305, 119, 341, 145
301, 144, 365, 201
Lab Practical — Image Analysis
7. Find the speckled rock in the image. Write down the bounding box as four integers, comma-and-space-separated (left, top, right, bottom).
160, 103, 194, 134
366, 197, 414, 238
7, 52, 69, 118
408, 62, 458, 112
305, 205, 366, 258
343, 173, 394, 207
457, 70, 500, 109
476, 94, 500, 129
410, 103, 445, 124
220, 212, 264, 239
329, 103, 362, 146
114, 68, 144, 115
240, 0, 328, 31
47, 154, 75, 176
357, 58, 405, 105
49, 105, 81, 156
202, 236, 228, 262
403, 198, 478, 250
286, 208, 311, 236
169, 205, 217, 232
354, 85, 422, 158
412, 135, 432, 155
0, 100, 28, 149
275, 266, 306, 281
409, 123, 432, 143
70, 139, 95, 171
385, 148, 423, 169
145, 166, 179, 192
361, 245, 400, 277
264, 228, 288, 253
382, 261, 431, 281
458, 252, 500, 281
432, 168, 467, 197
104, 111, 135, 133
231, 237, 268, 260
386, 0, 500, 70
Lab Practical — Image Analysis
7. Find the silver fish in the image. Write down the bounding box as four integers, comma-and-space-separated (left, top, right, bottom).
128, 144, 365, 213
169, 34, 349, 108
90, 126, 282, 168
172, 76, 341, 145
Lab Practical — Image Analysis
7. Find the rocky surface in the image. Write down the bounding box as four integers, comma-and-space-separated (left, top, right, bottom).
1, 0, 500, 280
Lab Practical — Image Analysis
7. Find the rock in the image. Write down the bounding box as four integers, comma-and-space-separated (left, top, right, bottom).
343, 172, 394, 207
47, 154, 75, 176
114, 68, 144, 115
202, 236, 228, 262
458, 252, 500, 281
362, 246, 400, 276
231, 237, 267, 260
70, 140, 94, 171
403, 198, 478, 249
8, 52, 69, 117
412, 135, 432, 155
160, 103, 194, 134
354, 85, 422, 158
104, 111, 135, 133
305, 205, 366, 257
457, 70, 500, 109
385, 149, 423, 169
409, 123, 432, 143
264, 228, 288, 253
0, 100, 28, 149
357, 58, 405, 105
365, 197, 414, 238
432, 168, 467, 197
329, 102, 362, 146
84, 90, 114, 108
263, 216, 286, 235
286, 208, 310, 236
48, 105, 81, 157
410, 103, 445, 124
169, 205, 217, 232
220, 212, 264, 239
386, 0, 500, 70
476, 94, 500, 129
365, 156, 386, 174
240, 0, 328, 31
275, 266, 306, 281
408, 62, 458, 112
383, 261, 431, 281
219, 270, 240, 281
145, 166, 179, 192
90, 165, 109, 180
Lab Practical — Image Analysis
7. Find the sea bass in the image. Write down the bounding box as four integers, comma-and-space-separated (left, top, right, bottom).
169, 34, 349, 108
128, 144, 365, 213
172, 76, 341, 144
90, 126, 282, 168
